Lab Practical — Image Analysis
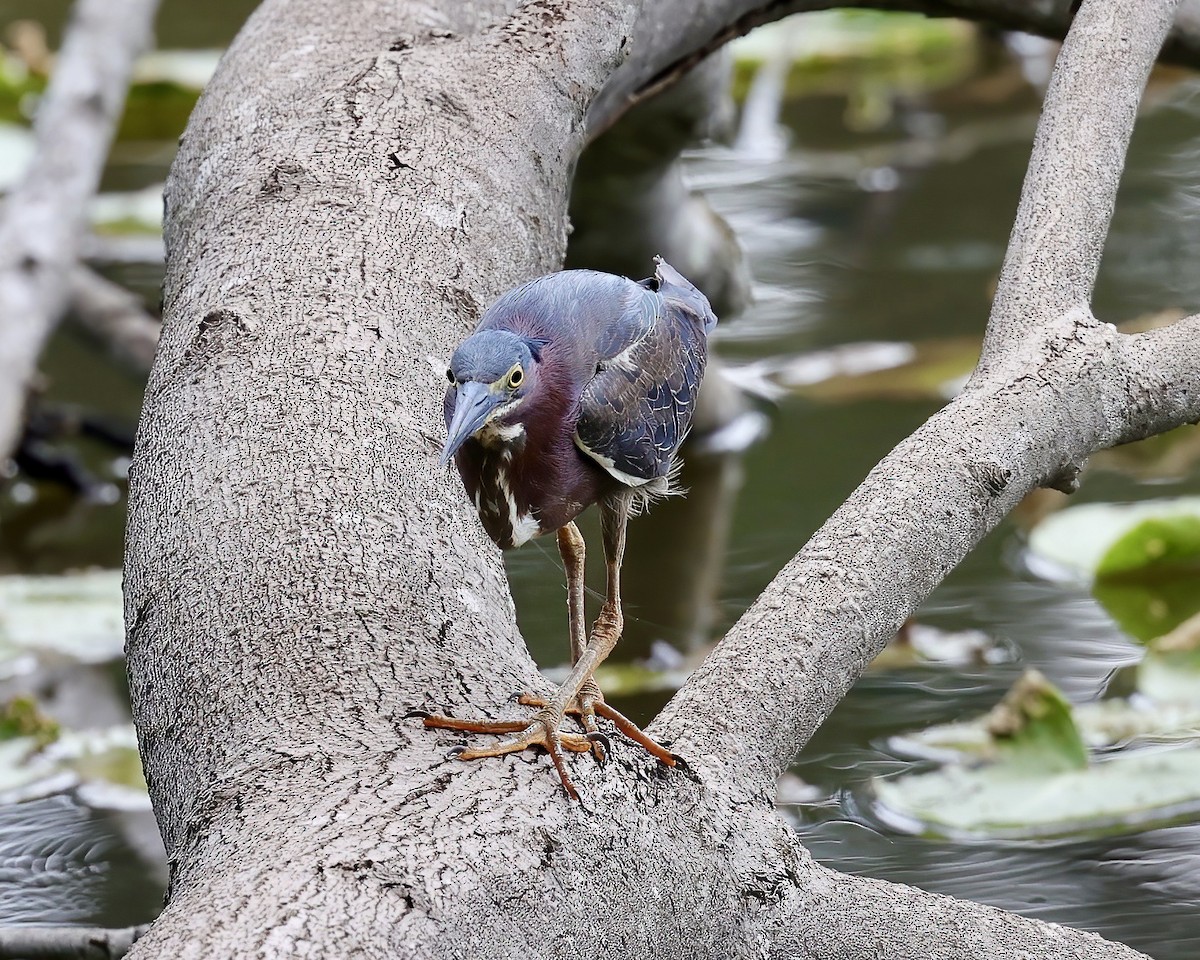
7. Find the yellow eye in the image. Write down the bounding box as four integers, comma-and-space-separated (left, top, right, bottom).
508, 367, 524, 389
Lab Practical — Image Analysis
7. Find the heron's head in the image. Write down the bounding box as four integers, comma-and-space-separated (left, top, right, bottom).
440, 329, 543, 465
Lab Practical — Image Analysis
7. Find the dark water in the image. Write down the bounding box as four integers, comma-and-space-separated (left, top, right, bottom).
2, 7, 1199, 956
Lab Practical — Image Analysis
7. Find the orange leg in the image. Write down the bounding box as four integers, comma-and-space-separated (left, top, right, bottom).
413, 503, 676, 799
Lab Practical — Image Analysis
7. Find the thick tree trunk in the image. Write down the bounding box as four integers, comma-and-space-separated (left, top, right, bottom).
123, 0, 1197, 957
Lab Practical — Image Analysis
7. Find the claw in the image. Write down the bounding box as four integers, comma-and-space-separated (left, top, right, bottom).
446, 745, 467, 759
586, 731, 612, 765
403, 709, 431, 720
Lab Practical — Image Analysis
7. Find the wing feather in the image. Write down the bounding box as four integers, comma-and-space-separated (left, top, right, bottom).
574, 260, 713, 486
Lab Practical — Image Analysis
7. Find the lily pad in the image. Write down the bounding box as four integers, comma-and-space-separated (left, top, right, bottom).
0, 570, 125, 675
870, 622, 1007, 671
0, 725, 146, 809
988, 670, 1087, 771
1098, 514, 1200, 577
1027, 498, 1200, 581
1136, 612, 1200, 704
893, 698, 1200, 763
872, 744, 1200, 840
0, 695, 60, 748
1027, 499, 1200, 641
876, 670, 1200, 838
542, 661, 691, 697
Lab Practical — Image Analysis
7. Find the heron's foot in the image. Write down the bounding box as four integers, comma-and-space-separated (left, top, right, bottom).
410, 707, 605, 801
518, 685, 677, 770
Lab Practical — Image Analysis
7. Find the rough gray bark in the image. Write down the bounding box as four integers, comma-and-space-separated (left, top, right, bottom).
123, 1, 1194, 959
0, 0, 158, 460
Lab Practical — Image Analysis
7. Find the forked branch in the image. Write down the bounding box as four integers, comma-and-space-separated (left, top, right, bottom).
656, 0, 1198, 797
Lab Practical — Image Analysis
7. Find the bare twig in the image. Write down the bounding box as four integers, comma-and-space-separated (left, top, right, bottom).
0, 924, 150, 960
0, 0, 159, 460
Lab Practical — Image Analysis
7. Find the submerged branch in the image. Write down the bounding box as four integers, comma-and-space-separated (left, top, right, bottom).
0, 0, 158, 460
66, 267, 160, 375
0, 924, 150, 960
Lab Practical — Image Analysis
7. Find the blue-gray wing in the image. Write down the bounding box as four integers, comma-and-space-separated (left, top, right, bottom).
574, 258, 714, 485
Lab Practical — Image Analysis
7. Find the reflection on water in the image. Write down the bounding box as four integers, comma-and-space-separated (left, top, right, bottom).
1, 10, 1199, 954
797, 816, 1200, 960
0, 796, 161, 927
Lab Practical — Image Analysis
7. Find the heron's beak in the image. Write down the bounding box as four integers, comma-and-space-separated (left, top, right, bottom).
440, 381, 501, 466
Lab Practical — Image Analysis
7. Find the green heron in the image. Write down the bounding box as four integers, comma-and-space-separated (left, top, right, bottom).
417, 257, 716, 798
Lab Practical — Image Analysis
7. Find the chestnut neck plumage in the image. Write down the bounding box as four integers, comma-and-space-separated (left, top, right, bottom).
453, 343, 612, 550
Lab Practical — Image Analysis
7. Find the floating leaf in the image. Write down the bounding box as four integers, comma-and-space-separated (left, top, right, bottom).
894, 698, 1200, 763
870, 622, 1007, 671
542, 661, 691, 697
1136, 612, 1200, 704
1027, 498, 1200, 581
0, 696, 60, 748
1097, 515, 1200, 578
1026, 499, 1200, 642
0, 571, 125, 675
984, 670, 1088, 773
874, 670, 1200, 838
0, 726, 145, 809
871, 744, 1200, 839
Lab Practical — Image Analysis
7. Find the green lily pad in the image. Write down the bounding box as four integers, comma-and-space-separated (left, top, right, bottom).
542, 661, 691, 697
0, 695, 60, 747
876, 670, 1200, 838
0, 725, 146, 809
1136, 613, 1200, 704
872, 745, 1200, 839
1027, 499, 1200, 641
986, 669, 1088, 772
1027, 498, 1200, 580
0, 570, 125, 674
894, 698, 1200, 762
1098, 514, 1200, 577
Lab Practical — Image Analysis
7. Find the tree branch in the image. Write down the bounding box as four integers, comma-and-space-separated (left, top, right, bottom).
120, 0, 1191, 956
979, 0, 1177, 369
0, 924, 150, 960
0, 0, 158, 460
65, 266, 160, 375
657, 0, 1195, 795
768, 867, 1149, 959
594, 0, 1200, 133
